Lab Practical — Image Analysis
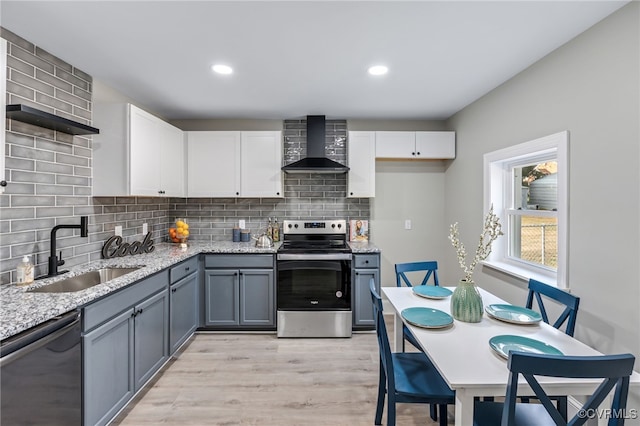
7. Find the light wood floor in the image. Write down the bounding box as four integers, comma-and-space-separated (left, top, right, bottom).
112, 319, 451, 426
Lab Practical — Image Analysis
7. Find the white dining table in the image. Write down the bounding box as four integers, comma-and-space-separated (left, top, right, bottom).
382, 286, 640, 426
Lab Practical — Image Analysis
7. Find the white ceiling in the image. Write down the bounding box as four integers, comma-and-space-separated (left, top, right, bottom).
0, 1, 629, 121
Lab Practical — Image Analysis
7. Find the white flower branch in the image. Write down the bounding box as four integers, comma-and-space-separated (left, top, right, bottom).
448, 204, 503, 283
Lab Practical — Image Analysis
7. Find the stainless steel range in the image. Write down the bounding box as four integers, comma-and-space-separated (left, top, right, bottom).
276, 219, 352, 337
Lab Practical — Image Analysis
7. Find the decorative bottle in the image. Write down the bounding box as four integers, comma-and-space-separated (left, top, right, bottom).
267, 217, 273, 240
17, 255, 34, 285
272, 218, 280, 242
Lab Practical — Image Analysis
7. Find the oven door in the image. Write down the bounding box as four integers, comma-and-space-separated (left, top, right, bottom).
277, 253, 351, 311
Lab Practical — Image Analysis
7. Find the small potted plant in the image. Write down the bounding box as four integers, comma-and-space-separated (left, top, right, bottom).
448, 204, 503, 322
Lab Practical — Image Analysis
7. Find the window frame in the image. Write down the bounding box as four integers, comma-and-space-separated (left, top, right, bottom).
483, 131, 569, 289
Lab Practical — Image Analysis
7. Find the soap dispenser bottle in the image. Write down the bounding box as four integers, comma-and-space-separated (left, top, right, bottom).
17, 255, 34, 285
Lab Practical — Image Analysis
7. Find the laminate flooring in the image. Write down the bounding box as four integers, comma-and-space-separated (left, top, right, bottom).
112, 317, 451, 426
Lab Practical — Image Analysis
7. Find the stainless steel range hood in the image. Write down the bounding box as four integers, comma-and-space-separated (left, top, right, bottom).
281, 115, 349, 174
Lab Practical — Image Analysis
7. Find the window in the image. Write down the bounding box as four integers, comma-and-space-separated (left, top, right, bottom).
483, 131, 568, 288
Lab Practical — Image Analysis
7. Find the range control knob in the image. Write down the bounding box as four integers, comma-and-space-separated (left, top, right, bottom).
288, 224, 292, 229
337, 223, 342, 228
331, 223, 336, 228
294, 224, 299, 228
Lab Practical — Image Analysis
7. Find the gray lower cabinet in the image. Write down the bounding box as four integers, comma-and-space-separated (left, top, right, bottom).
83, 271, 169, 426
203, 255, 275, 329
353, 254, 381, 329
169, 258, 199, 354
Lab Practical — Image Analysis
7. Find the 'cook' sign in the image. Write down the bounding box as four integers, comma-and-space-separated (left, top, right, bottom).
102, 233, 155, 259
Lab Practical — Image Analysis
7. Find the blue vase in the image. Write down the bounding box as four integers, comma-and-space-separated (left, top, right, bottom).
451, 280, 484, 323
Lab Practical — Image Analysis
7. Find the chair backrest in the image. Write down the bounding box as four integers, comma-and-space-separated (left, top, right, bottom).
395, 261, 439, 287
370, 279, 395, 390
525, 279, 580, 337
503, 352, 635, 426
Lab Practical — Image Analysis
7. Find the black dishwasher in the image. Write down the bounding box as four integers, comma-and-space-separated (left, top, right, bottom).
1, 310, 82, 425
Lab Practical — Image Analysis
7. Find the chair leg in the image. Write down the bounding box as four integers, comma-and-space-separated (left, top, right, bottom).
430, 403, 437, 421
375, 362, 385, 425
438, 404, 448, 426
387, 394, 396, 426
557, 396, 568, 420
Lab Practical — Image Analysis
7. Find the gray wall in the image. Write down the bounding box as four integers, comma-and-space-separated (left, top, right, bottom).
443, 1, 640, 401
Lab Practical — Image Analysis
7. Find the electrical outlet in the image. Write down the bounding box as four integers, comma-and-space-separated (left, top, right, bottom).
115, 225, 123, 237
239, 219, 246, 229
404, 219, 412, 230
142, 223, 148, 234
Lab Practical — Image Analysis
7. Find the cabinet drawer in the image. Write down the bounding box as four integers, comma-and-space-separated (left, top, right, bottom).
204, 254, 273, 269
170, 256, 198, 283
353, 255, 379, 268
83, 270, 168, 332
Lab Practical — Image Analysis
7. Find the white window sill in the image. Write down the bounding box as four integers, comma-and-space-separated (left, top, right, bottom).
481, 260, 562, 289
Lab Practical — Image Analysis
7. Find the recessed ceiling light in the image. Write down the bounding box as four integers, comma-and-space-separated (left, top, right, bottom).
212, 64, 233, 75
368, 65, 388, 76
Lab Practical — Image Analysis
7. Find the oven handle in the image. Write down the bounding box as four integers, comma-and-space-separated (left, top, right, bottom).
277, 253, 352, 261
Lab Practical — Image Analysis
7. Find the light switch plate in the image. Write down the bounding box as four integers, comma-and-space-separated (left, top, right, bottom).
404, 219, 412, 230
142, 223, 148, 234
115, 225, 123, 237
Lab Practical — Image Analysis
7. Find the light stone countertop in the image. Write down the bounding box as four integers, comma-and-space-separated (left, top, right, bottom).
1, 239, 380, 341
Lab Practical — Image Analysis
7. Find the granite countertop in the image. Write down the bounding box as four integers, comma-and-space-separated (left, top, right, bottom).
1, 239, 380, 341
348, 241, 381, 253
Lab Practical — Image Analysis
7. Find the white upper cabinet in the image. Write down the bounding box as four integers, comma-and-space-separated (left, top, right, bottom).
375, 131, 455, 159
93, 103, 184, 197
187, 131, 241, 197
240, 131, 283, 198
347, 131, 376, 198
186, 130, 282, 198
415, 131, 456, 159
375, 131, 416, 159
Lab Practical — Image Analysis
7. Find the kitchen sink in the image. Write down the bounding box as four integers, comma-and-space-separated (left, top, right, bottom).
28, 267, 142, 293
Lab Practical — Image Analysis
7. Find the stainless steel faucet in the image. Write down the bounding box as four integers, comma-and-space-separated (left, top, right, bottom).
46, 216, 89, 277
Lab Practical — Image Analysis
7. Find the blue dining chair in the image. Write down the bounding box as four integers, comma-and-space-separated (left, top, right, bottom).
394, 261, 439, 352
526, 278, 580, 337
369, 279, 454, 426
518, 279, 580, 416
473, 351, 636, 426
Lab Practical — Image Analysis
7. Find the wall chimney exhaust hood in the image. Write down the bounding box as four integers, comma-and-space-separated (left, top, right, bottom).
281, 115, 349, 174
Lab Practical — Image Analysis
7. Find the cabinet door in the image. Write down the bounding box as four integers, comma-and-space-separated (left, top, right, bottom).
134, 290, 169, 390
170, 272, 199, 354
160, 121, 185, 196
129, 105, 162, 196
375, 131, 415, 159
204, 269, 240, 326
353, 268, 380, 327
83, 309, 134, 426
347, 131, 376, 198
187, 131, 240, 197
239, 269, 274, 326
240, 131, 283, 198
415, 131, 456, 159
